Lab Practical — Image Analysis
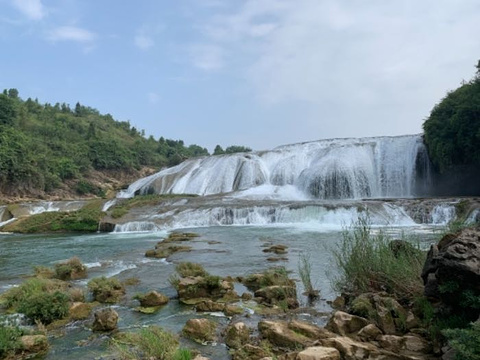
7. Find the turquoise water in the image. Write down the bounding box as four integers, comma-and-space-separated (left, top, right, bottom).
0, 225, 438, 359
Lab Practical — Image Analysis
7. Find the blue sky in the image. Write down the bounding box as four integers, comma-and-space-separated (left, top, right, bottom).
1, 0, 479, 152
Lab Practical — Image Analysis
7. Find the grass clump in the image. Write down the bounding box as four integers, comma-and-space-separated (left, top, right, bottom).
109, 194, 198, 216
332, 215, 426, 301
88, 276, 125, 303
54, 256, 87, 280
175, 262, 208, 278
298, 253, 319, 301
111, 325, 192, 360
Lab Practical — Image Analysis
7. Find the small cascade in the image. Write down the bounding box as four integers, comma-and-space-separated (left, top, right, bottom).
466, 209, 480, 224
113, 221, 160, 233
118, 134, 431, 201
102, 199, 117, 211
0, 313, 30, 327
430, 204, 456, 225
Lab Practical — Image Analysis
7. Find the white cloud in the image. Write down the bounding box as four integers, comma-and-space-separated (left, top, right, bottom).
12, 0, 45, 20
47, 26, 96, 43
189, 44, 225, 71
134, 35, 154, 50
148, 92, 160, 104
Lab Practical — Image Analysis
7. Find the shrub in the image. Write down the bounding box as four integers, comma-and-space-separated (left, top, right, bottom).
88, 277, 125, 303
175, 262, 208, 278
443, 322, 480, 360
17, 291, 69, 324
0, 325, 24, 358
2, 278, 67, 310
112, 326, 192, 360
332, 215, 426, 301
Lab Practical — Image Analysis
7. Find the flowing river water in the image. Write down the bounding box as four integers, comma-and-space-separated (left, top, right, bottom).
0, 223, 441, 359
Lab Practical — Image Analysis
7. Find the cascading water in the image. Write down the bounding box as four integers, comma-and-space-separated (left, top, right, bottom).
121, 134, 430, 201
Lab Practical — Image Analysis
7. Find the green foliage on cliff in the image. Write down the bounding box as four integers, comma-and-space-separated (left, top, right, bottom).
423, 61, 480, 173
0, 90, 209, 195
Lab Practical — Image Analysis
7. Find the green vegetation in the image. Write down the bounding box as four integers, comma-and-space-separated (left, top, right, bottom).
213, 144, 252, 155
298, 253, 319, 300
0, 325, 25, 359
88, 276, 125, 303
0, 89, 209, 197
423, 60, 480, 173
54, 257, 87, 280
175, 262, 208, 278
111, 325, 192, 360
332, 215, 425, 301
2, 204, 104, 233
443, 322, 480, 360
1, 278, 69, 324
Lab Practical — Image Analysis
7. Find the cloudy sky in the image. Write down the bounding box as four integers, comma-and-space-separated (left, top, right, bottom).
0, 0, 479, 151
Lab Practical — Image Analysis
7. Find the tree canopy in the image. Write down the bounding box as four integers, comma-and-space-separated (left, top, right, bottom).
423, 61, 480, 173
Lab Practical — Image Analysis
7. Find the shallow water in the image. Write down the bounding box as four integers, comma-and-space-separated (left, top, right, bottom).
0, 224, 439, 359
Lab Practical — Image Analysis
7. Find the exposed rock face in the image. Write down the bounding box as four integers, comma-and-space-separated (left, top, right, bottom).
20, 335, 48, 354
92, 308, 119, 332
136, 290, 168, 307
422, 228, 480, 320
182, 318, 217, 343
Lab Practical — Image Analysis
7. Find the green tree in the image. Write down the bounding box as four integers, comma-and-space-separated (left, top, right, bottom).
0, 94, 16, 126
213, 145, 224, 155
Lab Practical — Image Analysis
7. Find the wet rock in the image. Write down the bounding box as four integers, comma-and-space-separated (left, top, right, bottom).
331, 295, 346, 310
255, 285, 299, 309
232, 344, 271, 360
177, 276, 233, 302
193, 356, 210, 360
92, 308, 118, 332
196, 300, 225, 312
69, 302, 92, 320
225, 322, 250, 349
320, 336, 401, 360
263, 244, 289, 254
297, 346, 341, 360
288, 320, 337, 340
422, 228, 480, 320
241, 292, 253, 301
98, 222, 115, 232
20, 335, 48, 354
224, 304, 243, 316
136, 290, 169, 307
325, 311, 369, 336
182, 318, 216, 343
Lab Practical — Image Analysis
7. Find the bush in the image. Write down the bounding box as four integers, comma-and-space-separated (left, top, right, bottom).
88, 277, 125, 303
0, 325, 24, 358
17, 291, 69, 324
112, 326, 192, 360
332, 215, 426, 301
175, 262, 208, 278
2, 278, 67, 310
443, 322, 480, 360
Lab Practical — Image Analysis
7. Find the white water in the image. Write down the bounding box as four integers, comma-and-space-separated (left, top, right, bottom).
113, 221, 161, 233
430, 204, 456, 225
120, 135, 430, 201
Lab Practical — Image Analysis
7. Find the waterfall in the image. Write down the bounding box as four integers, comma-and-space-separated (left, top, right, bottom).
120, 134, 430, 200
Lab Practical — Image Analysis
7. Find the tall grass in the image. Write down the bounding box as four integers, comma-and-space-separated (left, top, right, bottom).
298, 253, 319, 300
332, 215, 426, 301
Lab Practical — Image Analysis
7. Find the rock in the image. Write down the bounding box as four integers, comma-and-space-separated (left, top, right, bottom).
92, 308, 118, 332
325, 311, 369, 336
357, 324, 383, 341
137, 291, 168, 307
321, 336, 401, 360
331, 296, 345, 310
297, 347, 341, 360
258, 320, 312, 349
254, 285, 299, 308
177, 276, 234, 302
69, 302, 92, 320
224, 304, 243, 316
225, 322, 250, 349
288, 320, 337, 340
193, 356, 210, 360
196, 300, 225, 312
405, 311, 420, 330
377, 334, 432, 354
402, 335, 432, 353
98, 222, 116, 232
241, 292, 253, 301
422, 228, 480, 320
232, 344, 271, 360
182, 318, 216, 343
263, 244, 289, 254
20, 335, 48, 354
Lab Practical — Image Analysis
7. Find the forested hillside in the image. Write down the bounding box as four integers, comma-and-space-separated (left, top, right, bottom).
0, 89, 209, 199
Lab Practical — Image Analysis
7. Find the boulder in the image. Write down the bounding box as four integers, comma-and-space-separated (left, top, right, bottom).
288, 320, 337, 340
296, 347, 341, 360
258, 320, 312, 349
326, 311, 369, 336
224, 304, 243, 316
377, 334, 432, 354
196, 300, 225, 312
357, 324, 383, 341
92, 308, 118, 332
320, 336, 402, 360
225, 322, 250, 349
255, 285, 299, 309
182, 318, 216, 343
69, 302, 92, 320
137, 290, 169, 307
177, 276, 234, 303
232, 344, 271, 360
20, 335, 48, 354
422, 228, 480, 320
